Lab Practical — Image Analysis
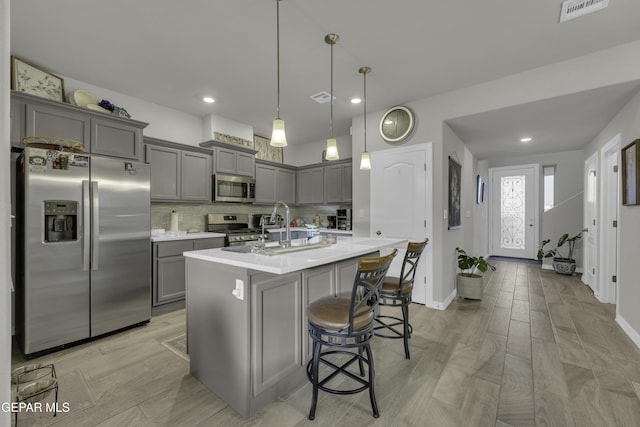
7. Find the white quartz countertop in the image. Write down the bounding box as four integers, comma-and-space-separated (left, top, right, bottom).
183, 236, 406, 274
266, 227, 352, 235
151, 232, 226, 242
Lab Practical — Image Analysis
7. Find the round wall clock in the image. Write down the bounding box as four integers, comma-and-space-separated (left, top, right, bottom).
379, 106, 414, 143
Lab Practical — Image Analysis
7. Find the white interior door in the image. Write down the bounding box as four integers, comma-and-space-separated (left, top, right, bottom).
583, 153, 598, 292
370, 144, 432, 305
599, 135, 620, 305
489, 164, 539, 259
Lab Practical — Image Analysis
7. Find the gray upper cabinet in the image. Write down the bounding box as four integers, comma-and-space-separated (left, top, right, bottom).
200, 140, 257, 178
91, 117, 142, 159
296, 167, 324, 205
26, 102, 91, 149
254, 160, 295, 205
146, 137, 212, 202
181, 151, 212, 201
324, 161, 352, 203
213, 146, 255, 178
11, 91, 147, 160
146, 144, 181, 200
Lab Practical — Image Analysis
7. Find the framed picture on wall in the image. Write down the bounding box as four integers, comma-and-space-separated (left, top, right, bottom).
448, 156, 462, 230
11, 56, 65, 102
622, 139, 640, 206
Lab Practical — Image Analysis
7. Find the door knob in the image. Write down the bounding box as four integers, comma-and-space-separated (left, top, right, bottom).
376, 230, 381, 236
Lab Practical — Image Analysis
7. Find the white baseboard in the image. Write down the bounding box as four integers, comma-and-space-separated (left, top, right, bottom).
426, 288, 457, 311
616, 314, 640, 350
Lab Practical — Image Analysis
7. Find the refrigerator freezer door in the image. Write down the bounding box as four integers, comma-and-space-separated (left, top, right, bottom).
90, 156, 151, 336
20, 148, 91, 354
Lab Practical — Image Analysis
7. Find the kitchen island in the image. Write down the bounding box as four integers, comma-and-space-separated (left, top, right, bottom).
184, 237, 405, 418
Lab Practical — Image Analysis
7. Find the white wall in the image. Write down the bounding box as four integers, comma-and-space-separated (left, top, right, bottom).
202, 113, 254, 146
64, 77, 203, 145
285, 134, 352, 167
1, 0, 12, 422
352, 40, 640, 308
585, 88, 640, 347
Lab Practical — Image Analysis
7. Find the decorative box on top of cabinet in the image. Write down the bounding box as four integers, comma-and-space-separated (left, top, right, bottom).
145, 137, 213, 202
199, 140, 257, 178
11, 91, 147, 160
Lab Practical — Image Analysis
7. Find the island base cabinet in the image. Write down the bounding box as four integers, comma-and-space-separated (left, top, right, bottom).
251, 272, 302, 396
185, 251, 382, 418
186, 259, 252, 417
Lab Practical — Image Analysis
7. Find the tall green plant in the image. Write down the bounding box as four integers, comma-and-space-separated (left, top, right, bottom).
536, 231, 584, 261
456, 248, 496, 276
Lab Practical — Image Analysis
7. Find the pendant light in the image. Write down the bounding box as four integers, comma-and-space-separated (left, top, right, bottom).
359, 66, 372, 170
324, 33, 340, 161
271, 0, 287, 147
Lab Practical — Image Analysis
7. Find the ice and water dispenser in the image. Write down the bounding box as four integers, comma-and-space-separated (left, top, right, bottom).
44, 201, 78, 242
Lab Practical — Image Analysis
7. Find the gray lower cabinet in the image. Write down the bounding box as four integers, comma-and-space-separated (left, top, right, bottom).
251, 271, 302, 396
185, 250, 379, 418
153, 237, 224, 311
254, 161, 296, 204
146, 137, 212, 202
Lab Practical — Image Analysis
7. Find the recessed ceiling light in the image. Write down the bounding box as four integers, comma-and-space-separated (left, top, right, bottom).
520, 137, 532, 143
351, 98, 362, 104
203, 97, 215, 103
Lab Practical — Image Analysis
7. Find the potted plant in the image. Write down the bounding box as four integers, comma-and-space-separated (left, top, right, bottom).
536, 231, 584, 275
455, 248, 496, 300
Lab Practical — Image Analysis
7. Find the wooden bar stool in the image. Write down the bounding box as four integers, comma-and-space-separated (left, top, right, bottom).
306, 249, 397, 420
374, 238, 429, 359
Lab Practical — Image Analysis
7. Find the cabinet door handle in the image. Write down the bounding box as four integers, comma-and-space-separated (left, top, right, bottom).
376, 230, 382, 236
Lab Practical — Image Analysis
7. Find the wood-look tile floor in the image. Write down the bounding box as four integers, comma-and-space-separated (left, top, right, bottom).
11, 259, 640, 426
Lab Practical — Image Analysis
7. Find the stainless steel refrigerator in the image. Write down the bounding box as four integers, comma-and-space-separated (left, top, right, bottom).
16, 147, 151, 356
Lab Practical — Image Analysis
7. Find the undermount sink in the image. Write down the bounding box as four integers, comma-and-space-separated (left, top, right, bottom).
256, 241, 332, 256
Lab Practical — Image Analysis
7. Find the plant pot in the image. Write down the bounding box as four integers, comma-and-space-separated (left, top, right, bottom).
457, 273, 483, 300
552, 258, 576, 275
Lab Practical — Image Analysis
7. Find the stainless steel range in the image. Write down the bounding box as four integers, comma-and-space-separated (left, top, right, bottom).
206, 213, 262, 246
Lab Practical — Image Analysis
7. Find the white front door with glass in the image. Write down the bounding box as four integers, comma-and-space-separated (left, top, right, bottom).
489, 164, 539, 259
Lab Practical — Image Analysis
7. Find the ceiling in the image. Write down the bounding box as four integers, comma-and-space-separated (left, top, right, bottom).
10, 0, 640, 156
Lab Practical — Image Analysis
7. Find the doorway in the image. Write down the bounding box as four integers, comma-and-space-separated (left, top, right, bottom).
599, 134, 620, 305
583, 152, 598, 293
370, 143, 433, 307
489, 164, 540, 259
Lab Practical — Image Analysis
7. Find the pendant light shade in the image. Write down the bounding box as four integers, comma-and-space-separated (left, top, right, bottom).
326, 138, 339, 160
271, 0, 287, 147
360, 150, 371, 170
324, 33, 340, 161
271, 118, 287, 147
359, 66, 372, 170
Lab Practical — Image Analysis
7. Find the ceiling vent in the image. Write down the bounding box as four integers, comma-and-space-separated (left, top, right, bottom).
310, 91, 335, 104
559, 0, 609, 23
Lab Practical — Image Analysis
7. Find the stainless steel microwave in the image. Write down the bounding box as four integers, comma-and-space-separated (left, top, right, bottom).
213, 174, 255, 203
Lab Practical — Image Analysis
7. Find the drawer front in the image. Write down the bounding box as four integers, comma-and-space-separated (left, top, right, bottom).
193, 237, 224, 250
156, 240, 194, 257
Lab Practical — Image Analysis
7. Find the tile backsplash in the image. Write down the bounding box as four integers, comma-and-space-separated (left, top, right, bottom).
152, 202, 350, 232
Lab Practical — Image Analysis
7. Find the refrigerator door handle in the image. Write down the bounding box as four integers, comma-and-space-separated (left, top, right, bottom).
83, 180, 91, 271
91, 181, 100, 270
